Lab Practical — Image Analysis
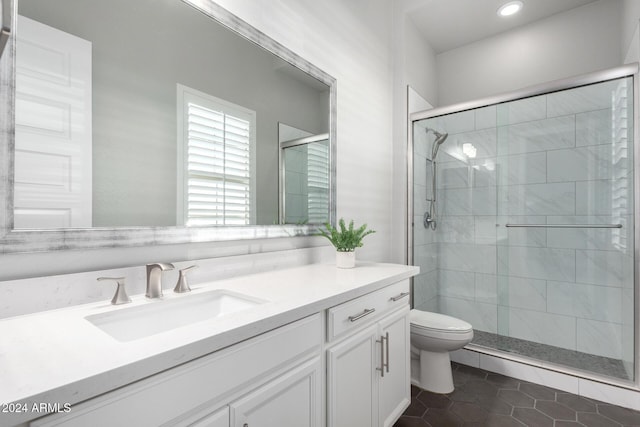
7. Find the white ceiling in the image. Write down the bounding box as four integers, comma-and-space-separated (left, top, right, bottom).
409, 0, 600, 53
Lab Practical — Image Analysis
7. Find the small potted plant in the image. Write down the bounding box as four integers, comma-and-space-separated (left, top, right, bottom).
319, 218, 375, 268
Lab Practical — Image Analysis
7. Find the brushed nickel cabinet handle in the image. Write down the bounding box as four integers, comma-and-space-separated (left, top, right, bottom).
376, 334, 386, 377
385, 331, 390, 373
390, 292, 410, 302
348, 308, 375, 322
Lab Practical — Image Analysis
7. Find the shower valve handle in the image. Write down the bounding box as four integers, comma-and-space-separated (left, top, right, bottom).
423, 211, 436, 230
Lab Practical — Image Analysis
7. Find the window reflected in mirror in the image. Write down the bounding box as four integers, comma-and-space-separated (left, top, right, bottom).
177, 84, 256, 227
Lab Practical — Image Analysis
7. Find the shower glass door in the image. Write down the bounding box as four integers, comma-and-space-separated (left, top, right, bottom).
495, 77, 635, 381
411, 74, 636, 382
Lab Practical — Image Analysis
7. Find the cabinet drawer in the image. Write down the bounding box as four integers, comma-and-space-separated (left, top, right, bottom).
32, 314, 322, 427
189, 406, 229, 427
327, 280, 409, 341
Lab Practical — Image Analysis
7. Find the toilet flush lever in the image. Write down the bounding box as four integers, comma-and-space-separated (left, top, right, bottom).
97, 277, 132, 305
174, 265, 198, 293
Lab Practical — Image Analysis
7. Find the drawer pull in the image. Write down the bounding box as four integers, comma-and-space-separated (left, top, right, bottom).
385, 332, 390, 373
376, 332, 389, 377
390, 292, 410, 302
348, 308, 376, 322
376, 334, 385, 377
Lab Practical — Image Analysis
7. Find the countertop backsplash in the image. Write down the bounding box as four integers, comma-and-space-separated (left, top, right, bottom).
0, 246, 334, 320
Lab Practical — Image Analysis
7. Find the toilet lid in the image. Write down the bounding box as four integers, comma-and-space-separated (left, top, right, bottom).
410, 309, 473, 333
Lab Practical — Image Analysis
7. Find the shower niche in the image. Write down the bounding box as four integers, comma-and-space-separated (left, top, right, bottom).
410, 68, 636, 383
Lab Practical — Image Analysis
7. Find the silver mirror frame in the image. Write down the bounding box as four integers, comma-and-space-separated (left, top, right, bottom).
0, 0, 336, 254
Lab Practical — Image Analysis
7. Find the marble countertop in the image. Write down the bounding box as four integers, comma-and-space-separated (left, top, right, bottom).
0, 262, 418, 426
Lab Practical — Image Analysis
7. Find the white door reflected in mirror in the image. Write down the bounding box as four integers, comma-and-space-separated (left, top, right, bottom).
15, 16, 92, 228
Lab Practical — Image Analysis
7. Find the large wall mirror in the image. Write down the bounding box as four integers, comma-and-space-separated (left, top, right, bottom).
0, 0, 336, 252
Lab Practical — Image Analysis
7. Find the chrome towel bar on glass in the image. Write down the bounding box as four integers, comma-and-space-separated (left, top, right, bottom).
505, 223, 622, 229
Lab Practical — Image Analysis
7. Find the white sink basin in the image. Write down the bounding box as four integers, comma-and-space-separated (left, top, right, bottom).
85, 290, 266, 342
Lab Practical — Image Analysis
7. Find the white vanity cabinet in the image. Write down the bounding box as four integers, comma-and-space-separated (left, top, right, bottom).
377, 307, 411, 426
188, 407, 229, 427
31, 315, 322, 427
189, 356, 321, 427
228, 357, 321, 427
22, 267, 418, 427
326, 280, 411, 427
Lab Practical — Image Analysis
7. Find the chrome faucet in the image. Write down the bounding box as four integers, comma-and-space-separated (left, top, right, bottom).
146, 263, 174, 298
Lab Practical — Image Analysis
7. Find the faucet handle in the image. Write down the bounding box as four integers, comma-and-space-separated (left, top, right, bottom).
97, 277, 132, 305
174, 265, 198, 293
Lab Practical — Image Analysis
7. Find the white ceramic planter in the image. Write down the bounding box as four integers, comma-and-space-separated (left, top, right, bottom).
336, 251, 356, 268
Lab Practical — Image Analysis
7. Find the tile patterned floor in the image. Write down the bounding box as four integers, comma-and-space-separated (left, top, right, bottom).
394, 363, 640, 427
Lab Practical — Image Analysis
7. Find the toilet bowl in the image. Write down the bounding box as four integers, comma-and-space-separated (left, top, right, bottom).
410, 309, 473, 394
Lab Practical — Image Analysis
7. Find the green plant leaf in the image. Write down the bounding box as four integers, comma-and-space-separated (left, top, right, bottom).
316, 218, 376, 251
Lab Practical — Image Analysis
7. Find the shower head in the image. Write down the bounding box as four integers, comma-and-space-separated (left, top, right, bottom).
426, 127, 448, 159
425, 127, 448, 144
433, 130, 448, 146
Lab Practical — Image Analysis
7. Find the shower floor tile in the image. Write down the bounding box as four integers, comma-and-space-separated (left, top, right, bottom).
394, 363, 640, 427
472, 330, 631, 381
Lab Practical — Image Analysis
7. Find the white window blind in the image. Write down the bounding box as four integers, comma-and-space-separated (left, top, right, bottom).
307, 141, 330, 224
177, 85, 256, 226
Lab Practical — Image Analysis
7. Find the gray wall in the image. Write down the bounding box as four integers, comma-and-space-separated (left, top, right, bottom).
20, 0, 328, 227
622, 0, 640, 59
436, 0, 623, 106
403, 15, 438, 107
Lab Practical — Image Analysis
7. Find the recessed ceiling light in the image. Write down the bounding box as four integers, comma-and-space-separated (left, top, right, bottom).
497, 1, 523, 17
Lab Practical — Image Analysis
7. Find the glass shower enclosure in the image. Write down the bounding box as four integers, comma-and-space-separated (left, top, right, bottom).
280, 133, 330, 225
410, 65, 637, 384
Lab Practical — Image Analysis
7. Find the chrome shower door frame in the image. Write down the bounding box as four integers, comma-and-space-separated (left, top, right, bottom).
407, 63, 640, 390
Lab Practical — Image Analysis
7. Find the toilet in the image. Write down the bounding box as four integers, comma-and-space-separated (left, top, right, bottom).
410, 309, 474, 394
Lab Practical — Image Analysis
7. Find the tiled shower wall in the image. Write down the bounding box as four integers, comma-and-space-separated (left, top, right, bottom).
413, 126, 439, 313
413, 77, 635, 377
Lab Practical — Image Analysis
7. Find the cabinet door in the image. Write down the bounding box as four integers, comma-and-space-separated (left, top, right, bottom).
378, 306, 410, 427
189, 407, 229, 427
229, 357, 321, 427
327, 325, 379, 427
